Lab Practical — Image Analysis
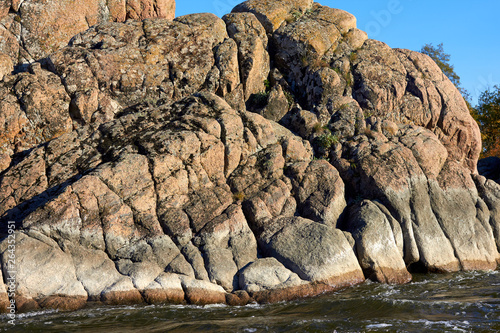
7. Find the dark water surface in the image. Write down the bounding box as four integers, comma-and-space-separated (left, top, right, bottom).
1, 271, 499, 332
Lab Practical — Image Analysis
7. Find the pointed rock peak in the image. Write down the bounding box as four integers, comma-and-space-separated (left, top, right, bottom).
232, 0, 314, 33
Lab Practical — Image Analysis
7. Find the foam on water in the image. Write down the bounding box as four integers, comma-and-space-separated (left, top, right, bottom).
0, 271, 498, 332
408, 319, 471, 331
365, 323, 393, 329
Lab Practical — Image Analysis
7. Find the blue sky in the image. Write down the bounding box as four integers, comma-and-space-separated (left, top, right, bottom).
176, 0, 500, 105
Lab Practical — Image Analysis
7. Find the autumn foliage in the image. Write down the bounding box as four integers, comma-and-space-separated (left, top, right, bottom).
474, 86, 500, 157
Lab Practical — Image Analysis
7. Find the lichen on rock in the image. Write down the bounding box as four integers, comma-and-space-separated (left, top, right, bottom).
0, 0, 498, 312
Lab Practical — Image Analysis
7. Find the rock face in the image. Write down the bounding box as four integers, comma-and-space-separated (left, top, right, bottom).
0, 0, 498, 312
0, 0, 175, 64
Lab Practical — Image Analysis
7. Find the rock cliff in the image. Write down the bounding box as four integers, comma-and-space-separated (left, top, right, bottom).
0, 0, 498, 312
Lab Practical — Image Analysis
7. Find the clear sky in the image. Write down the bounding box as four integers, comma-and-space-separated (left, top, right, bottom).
176, 0, 500, 105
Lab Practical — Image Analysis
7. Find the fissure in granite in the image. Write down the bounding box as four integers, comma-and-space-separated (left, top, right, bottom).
0, 0, 498, 312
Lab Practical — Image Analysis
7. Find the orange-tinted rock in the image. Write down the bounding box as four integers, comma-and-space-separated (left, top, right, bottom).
233, 0, 314, 33
0, 52, 12, 80
143, 288, 185, 305
251, 271, 364, 304
142, 273, 185, 304
0, 23, 19, 65
0, 65, 72, 174
1, 0, 176, 64
37, 296, 87, 312
181, 277, 227, 305
14, 296, 40, 313
0, 0, 498, 314
225, 290, 251, 306
101, 290, 144, 306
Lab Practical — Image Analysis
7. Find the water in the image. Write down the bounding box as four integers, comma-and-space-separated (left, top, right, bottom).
1, 271, 499, 332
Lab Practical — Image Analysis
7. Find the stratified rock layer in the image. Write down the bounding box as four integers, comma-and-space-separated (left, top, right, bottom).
0, 0, 498, 312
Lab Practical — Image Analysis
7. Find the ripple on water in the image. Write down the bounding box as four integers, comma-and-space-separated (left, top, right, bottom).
0, 271, 499, 332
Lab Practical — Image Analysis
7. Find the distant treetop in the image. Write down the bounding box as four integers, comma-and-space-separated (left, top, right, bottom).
421, 43, 461, 88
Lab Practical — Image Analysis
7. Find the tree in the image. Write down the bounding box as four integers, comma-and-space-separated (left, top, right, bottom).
420, 43, 473, 104
421, 43, 461, 87
475, 86, 500, 157
421, 44, 500, 157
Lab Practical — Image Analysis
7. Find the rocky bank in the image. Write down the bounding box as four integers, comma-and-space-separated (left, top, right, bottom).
0, 0, 499, 312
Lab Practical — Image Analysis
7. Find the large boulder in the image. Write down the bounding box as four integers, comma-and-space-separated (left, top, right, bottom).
347, 200, 412, 284
261, 217, 365, 287
0, 232, 87, 312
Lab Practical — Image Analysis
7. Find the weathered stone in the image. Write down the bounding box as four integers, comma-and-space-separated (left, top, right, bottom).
0, 233, 87, 310
233, 0, 314, 33
165, 254, 196, 278
143, 273, 185, 305
214, 38, 240, 97
291, 159, 346, 227
100, 278, 143, 305
0, 52, 11, 81
345, 28, 368, 49
399, 126, 448, 179
395, 49, 481, 172
239, 257, 304, 293
180, 276, 227, 305
259, 85, 290, 122
125, 0, 175, 20
282, 136, 313, 163
197, 205, 258, 291
50, 16, 227, 113
262, 217, 364, 286
13, 67, 72, 140
185, 187, 233, 233
158, 208, 192, 246
70, 175, 136, 256
223, 12, 268, 47
96, 154, 163, 236
202, 246, 239, 291
116, 259, 163, 290
181, 243, 210, 281
352, 40, 407, 117
233, 32, 270, 100
474, 175, 500, 253
0, 1, 9, 19
348, 200, 412, 284
21, 186, 82, 244
225, 290, 251, 306
287, 109, 319, 138
0, 0, 496, 313
149, 235, 181, 269
0, 281, 9, 313
1, 0, 175, 64
429, 162, 499, 270
68, 245, 127, 301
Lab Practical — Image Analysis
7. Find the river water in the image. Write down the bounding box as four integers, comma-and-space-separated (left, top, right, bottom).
1, 270, 499, 332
